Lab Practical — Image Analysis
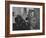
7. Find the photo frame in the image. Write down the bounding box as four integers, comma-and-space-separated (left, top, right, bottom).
5, 1, 45, 37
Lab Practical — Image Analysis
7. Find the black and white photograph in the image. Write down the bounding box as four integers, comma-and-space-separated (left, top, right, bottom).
12, 7, 40, 31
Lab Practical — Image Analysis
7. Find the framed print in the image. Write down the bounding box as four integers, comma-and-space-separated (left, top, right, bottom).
5, 1, 45, 37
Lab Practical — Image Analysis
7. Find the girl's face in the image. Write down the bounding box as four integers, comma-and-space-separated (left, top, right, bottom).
31, 17, 37, 27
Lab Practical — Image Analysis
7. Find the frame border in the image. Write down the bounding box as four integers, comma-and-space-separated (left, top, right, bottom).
5, 1, 45, 37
